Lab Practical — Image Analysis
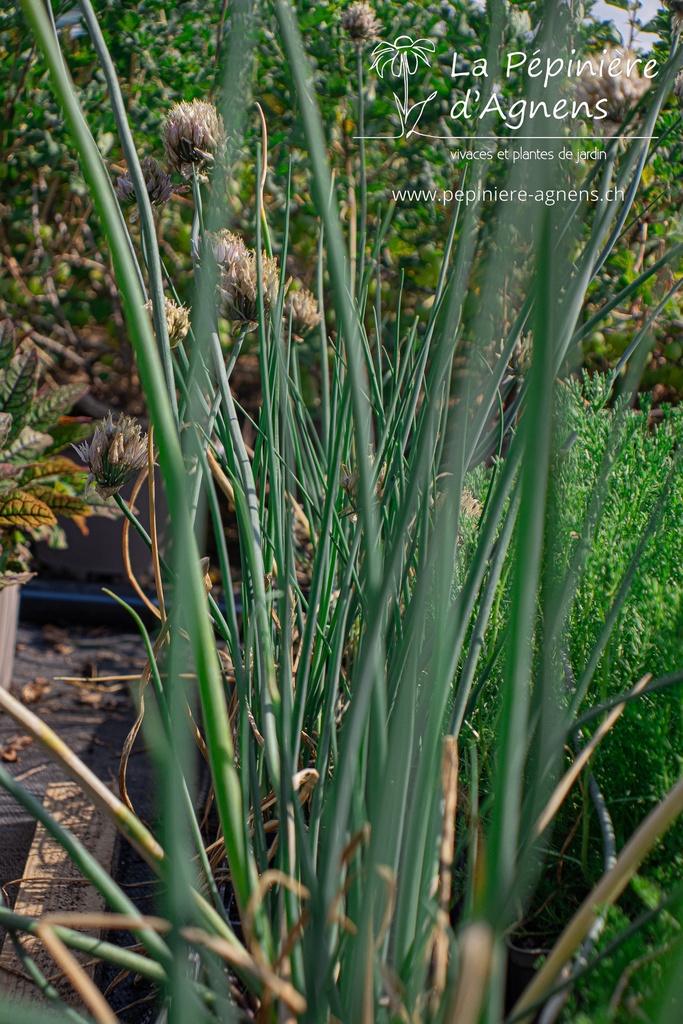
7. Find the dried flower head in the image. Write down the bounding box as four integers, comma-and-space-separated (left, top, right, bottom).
73, 413, 149, 500
574, 48, 650, 135
460, 488, 483, 521
203, 229, 248, 267
342, 2, 380, 44
114, 157, 188, 223
665, 0, 683, 38
145, 296, 191, 349
218, 241, 279, 325
190, 229, 246, 265
199, 556, 213, 594
162, 99, 225, 179
675, 70, 683, 106
285, 288, 321, 339
340, 453, 385, 520
340, 463, 358, 499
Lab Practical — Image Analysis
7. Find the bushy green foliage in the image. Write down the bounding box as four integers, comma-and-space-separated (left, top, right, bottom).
6, 0, 683, 403
556, 376, 683, 842
470, 374, 683, 856
561, 890, 683, 1023
465, 374, 683, 1020
0, 0, 218, 395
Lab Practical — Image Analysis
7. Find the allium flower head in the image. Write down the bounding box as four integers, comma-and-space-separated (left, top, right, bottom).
74, 413, 149, 500
340, 452, 386, 520
342, 2, 380, 44
162, 99, 225, 179
340, 463, 358, 500
574, 48, 650, 135
285, 288, 321, 339
675, 71, 683, 105
197, 229, 248, 267
114, 157, 188, 223
145, 296, 191, 349
460, 488, 483, 521
665, 0, 683, 38
218, 240, 279, 325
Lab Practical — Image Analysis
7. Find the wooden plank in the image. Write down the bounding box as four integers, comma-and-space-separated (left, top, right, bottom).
0, 779, 117, 1008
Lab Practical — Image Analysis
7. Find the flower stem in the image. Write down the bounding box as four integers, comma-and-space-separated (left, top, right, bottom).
191, 165, 205, 240
76, 0, 179, 429
357, 48, 367, 299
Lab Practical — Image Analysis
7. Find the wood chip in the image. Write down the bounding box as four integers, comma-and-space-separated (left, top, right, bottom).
21, 676, 51, 704
42, 625, 75, 655
78, 690, 103, 707
0, 734, 33, 762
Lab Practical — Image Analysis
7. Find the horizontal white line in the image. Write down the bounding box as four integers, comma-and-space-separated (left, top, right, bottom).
443, 136, 652, 141
355, 135, 653, 141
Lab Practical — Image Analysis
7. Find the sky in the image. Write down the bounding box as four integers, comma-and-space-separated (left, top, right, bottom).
592, 0, 661, 48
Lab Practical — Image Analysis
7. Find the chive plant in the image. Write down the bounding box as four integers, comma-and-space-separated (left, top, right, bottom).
2, 2, 683, 1022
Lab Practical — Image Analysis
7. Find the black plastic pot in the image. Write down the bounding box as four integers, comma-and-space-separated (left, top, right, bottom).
33, 472, 165, 587
506, 938, 551, 1020
19, 578, 161, 629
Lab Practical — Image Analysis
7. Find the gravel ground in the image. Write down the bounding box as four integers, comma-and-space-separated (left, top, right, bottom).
0, 622, 219, 1022
0, 623, 147, 940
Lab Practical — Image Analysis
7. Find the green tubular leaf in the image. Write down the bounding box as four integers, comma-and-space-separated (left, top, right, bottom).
0, 1001, 88, 1024
572, 241, 683, 347
1, 907, 93, 1024
75, 0, 178, 426
101, 587, 229, 923
272, 0, 381, 581
19, 0, 257, 932
570, 450, 683, 716
0, 905, 167, 984
511, 774, 683, 1023
486, 211, 558, 930
0, 762, 172, 970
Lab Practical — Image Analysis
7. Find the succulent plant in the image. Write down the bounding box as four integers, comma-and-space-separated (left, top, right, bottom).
0, 320, 95, 590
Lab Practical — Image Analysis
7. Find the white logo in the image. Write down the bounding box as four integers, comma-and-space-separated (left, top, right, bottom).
361, 37, 659, 142
367, 35, 438, 138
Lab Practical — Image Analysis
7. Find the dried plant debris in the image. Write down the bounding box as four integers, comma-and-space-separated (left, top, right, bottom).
0, 734, 33, 762
21, 676, 51, 704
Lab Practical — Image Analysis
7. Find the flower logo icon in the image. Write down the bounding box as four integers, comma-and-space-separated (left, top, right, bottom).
370, 35, 437, 136
371, 35, 435, 79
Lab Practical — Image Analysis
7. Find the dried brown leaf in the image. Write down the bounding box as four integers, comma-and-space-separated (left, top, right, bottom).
0, 733, 33, 761
22, 676, 51, 704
